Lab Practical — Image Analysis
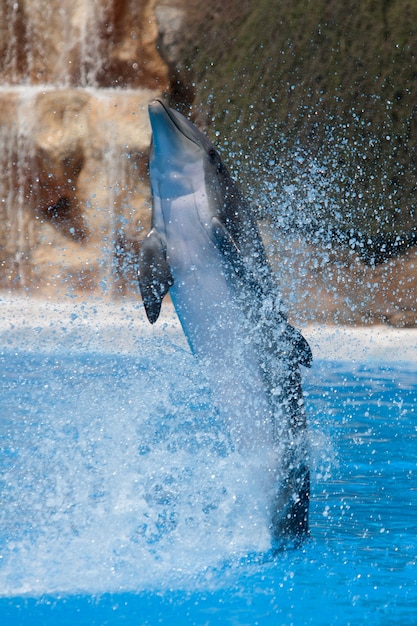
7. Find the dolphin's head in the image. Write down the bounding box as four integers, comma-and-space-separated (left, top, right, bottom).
148, 100, 212, 173
148, 99, 242, 218
148, 99, 231, 193
149, 99, 212, 150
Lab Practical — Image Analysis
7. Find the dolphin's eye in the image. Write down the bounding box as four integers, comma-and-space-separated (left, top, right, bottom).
208, 148, 217, 162
208, 148, 222, 172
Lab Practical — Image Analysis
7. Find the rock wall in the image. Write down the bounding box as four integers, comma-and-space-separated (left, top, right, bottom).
0, 0, 415, 325
0, 87, 164, 295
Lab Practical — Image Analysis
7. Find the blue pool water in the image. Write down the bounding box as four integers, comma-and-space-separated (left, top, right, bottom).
0, 313, 416, 625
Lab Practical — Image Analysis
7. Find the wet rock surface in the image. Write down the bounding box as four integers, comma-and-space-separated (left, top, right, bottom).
0, 0, 168, 88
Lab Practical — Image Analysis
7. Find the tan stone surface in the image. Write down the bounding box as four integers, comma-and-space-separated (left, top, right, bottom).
0, 0, 171, 296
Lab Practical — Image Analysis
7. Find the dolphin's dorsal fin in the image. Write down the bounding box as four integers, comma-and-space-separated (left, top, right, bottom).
138, 228, 174, 324
286, 325, 313, 368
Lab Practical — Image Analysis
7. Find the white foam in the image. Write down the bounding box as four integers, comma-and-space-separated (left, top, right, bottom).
0, 295, 187, 355
0, 295, 415, 361
303, 324, 417, 362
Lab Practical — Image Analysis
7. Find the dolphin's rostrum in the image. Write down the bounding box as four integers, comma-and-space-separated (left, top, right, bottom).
138, 99, 312, 545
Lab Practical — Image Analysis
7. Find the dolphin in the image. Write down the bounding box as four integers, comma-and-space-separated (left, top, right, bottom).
138, 99, 312, 545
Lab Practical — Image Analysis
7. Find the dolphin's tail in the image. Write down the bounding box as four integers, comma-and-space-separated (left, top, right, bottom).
270, 457, 310, 548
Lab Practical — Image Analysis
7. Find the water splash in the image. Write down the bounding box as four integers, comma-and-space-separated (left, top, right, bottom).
0, 337, 274, 595
0, 299, 334, 595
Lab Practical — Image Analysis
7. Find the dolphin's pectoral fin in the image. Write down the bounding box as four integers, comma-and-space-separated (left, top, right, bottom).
210, 216, 246, 276
286, 324, 313, 368
138, 228, 174, 324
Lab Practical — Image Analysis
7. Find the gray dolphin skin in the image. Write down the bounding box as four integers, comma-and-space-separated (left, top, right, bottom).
138, 99, 313, 546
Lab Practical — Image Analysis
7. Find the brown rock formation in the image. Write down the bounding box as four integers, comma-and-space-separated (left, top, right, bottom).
270, 237, 417, 328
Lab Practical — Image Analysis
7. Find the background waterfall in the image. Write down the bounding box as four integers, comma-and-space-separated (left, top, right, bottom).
0, 0, 167, 296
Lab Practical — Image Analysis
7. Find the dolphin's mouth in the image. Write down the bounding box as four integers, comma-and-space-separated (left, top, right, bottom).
148, 99, 201, 148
